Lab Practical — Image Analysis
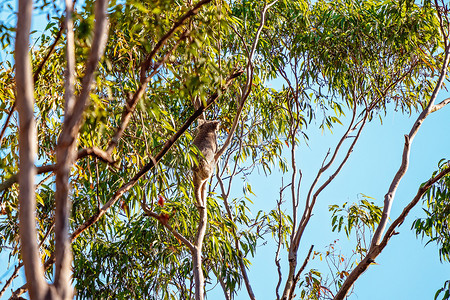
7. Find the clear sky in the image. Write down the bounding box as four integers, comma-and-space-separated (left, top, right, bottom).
1, 2, 450, 300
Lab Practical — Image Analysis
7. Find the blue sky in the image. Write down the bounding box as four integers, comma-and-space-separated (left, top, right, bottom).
1, 1, 450, 299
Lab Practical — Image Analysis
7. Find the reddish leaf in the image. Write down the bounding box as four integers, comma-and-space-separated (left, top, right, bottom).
158, 195, 165, 207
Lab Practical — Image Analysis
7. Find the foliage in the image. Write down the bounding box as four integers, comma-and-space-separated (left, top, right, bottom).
413, 160, 450, 262
329, 195, 382, 258
435, 280, 450, 300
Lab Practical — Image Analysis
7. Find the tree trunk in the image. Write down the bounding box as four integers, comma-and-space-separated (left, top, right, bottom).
15, 0, 53, 298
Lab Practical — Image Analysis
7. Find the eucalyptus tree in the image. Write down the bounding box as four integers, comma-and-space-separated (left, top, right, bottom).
0, 0, 449, 299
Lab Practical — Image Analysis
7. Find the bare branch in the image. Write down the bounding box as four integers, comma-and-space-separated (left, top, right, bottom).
0, 147, 114, 192
33, 21, 65, 84
304, 104, 358, 211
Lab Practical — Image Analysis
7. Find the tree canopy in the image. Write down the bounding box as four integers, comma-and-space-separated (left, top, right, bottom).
0, 0, 449, 299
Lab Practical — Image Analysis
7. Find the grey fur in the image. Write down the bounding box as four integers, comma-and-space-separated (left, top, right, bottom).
192, 119, 220, 208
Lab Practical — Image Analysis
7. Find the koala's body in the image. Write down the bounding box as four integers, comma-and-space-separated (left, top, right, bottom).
192, 119, 220, 208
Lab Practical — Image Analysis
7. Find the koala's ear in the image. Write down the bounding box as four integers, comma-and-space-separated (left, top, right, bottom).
197, 119, 205, 126
213, 120, 220, 130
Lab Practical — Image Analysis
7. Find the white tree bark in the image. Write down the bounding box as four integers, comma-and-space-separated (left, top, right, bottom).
15, 0, 52, 298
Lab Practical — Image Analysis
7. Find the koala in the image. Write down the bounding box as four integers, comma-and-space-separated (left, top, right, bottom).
192, 119, 220, 208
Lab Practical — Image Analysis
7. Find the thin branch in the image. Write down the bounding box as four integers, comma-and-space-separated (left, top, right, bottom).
0, 265, 20, 298
381, 166, 450, 246
304, 103, 358, 212
0, 103, 15, 144
33, 24, 65, 84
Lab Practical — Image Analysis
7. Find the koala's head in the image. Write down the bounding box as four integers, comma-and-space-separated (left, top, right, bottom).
197, 119, 220, 133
